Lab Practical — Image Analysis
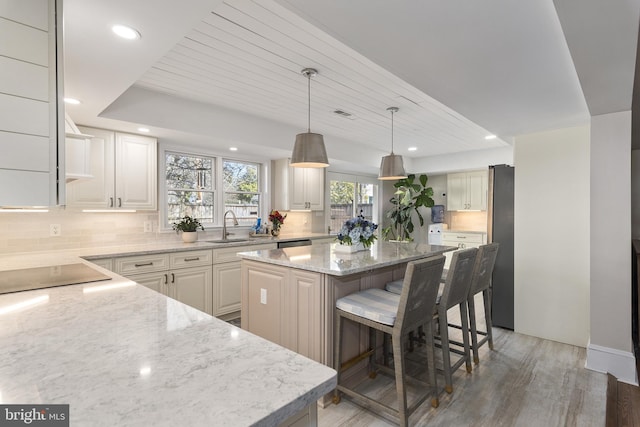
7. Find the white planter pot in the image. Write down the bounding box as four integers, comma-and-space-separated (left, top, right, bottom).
334, 242, 367, 253
181, 231, 198, 243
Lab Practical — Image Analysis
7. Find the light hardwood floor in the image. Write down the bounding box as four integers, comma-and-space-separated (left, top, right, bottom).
319, 294, 607, 426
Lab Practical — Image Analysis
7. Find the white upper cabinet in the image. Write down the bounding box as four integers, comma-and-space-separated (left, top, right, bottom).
447, 170, 488, 211
274, 158, 324, 211
67, 127, 157, 210
0, 0, 63, 207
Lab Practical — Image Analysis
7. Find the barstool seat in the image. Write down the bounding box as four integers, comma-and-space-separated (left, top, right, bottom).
336, 288, 399, 326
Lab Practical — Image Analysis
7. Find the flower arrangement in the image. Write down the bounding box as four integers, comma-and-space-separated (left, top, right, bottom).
336, 214, 378, 248
172, 216, 204, 233
268, 210, 287, 232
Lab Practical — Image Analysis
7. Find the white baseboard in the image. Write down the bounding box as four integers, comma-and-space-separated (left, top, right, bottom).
586, 341, 638, 385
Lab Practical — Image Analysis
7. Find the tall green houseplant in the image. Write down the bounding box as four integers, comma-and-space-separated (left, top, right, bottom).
382, 174, 435, 241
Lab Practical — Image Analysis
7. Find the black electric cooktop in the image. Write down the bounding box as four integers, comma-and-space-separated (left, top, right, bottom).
0, 263, 112, 295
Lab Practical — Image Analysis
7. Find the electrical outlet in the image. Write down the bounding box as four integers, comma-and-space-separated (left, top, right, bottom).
50, 224, 61, 237
260, 288, 267, 305
143, 221, 153, 233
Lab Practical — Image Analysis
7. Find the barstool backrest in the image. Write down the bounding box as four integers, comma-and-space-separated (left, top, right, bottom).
440, 248, 478, 309
470, 243, 500, 296
395, 255, 445, 334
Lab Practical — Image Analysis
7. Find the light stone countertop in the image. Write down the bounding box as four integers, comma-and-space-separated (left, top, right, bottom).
0, 269, 337, 426
237, 241, 456, 276
0, 232, 333, 271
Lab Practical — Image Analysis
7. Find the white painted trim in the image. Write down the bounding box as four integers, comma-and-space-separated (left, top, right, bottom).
586, 341, 638, 385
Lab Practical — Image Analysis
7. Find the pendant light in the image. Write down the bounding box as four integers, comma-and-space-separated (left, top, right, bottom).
378, 107, 407, 180
290, 68, 329, 168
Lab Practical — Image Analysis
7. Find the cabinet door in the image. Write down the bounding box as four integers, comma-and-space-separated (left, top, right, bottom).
67, 127, 115, 208
212, 261, 242, 316
289, 165, 307, 210
115, 133, 157, 210
467, 170, 488, 210
128, 271, 168, 295
305, 167, 325, 210
169, 265, 212, 315
287, 269, 323, 362
446, 172, 467, 211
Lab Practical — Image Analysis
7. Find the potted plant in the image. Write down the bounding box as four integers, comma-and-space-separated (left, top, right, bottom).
172, 216, 204, 243
268, 210, 287, 236
381, 174, 435, 242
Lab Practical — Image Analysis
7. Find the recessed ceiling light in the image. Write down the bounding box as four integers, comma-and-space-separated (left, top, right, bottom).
408, 147, 417, 152
485, 134, 497, 140
64, 97, 81, 105
229, 147, 238, 151
112, 24, 141, 40
137, 127, 150, 133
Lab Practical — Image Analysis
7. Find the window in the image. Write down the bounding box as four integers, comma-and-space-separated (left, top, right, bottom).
163, 151, 263, 229
165, 152, 214, 225
328, 172, 378, 233
222, 159, 260, 227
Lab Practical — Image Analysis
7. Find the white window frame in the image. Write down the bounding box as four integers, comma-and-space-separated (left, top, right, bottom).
159, 143, 269, 232
326, 171, 381, 233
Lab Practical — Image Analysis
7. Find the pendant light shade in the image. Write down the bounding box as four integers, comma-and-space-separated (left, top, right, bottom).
290, 68, 329, 168
379, 107, 407, 180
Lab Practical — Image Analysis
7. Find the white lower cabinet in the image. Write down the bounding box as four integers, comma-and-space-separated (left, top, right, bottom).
212, 243, 277, 317
115, 250, 213, 315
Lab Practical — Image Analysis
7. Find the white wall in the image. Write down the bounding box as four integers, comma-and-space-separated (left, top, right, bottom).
587, 111, 637, 384
514, 125, 590, 347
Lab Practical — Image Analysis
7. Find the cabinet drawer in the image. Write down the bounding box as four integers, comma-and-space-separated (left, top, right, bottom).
213, 243, 277, 264
442, 233, 484, 244
170, 249, 212, 269
115, 253, 169, 275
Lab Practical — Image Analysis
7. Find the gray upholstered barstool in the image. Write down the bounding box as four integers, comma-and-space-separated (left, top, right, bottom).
445, 243, 499, 364
333, 255, 445, 427
385, 248, 478, 394
434, 248, 477, 393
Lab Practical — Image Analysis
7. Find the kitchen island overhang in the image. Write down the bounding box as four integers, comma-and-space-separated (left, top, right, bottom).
238, 241, 456, 402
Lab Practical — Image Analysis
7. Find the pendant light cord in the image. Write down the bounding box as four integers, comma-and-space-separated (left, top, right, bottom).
307, 72, 311, 133
390, 108, 394, 154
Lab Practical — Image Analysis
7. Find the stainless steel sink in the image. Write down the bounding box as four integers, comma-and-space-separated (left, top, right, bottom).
205, 239, 251, 244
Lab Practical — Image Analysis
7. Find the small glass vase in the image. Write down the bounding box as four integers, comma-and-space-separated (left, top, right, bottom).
271, 228, 280, 237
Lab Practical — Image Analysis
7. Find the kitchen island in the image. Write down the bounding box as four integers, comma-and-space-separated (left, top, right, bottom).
238, 241, 454, 381
0, 264, 336, 426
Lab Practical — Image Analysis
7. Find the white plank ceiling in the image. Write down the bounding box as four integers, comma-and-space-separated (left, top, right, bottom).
134, 0, 508, 157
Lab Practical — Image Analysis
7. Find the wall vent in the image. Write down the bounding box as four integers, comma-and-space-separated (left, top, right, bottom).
333, 109, 355, 120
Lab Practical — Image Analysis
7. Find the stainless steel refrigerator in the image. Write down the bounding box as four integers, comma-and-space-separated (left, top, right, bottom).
487, 165, 514, 330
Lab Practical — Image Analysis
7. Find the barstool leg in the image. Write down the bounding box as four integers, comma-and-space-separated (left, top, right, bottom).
485, 288, 494, 350
392, 332, 408, 427
369, 327, 377, 379
468, 295, 480, 364
439, 308, 454, 394
460, 301, 472, 374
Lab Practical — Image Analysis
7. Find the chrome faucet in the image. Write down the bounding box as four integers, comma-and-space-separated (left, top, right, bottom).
222, 210, 239, 240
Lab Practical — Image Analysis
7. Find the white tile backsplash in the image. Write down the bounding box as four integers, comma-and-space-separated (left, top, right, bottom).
0, 209, 315, 254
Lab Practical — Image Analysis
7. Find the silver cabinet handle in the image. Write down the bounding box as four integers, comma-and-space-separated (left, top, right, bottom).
456, 236, 467, 239
118, 197, 122, 207
134, 262, 153, 267
109, 197, 114, 207
184, 257, 200, 262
